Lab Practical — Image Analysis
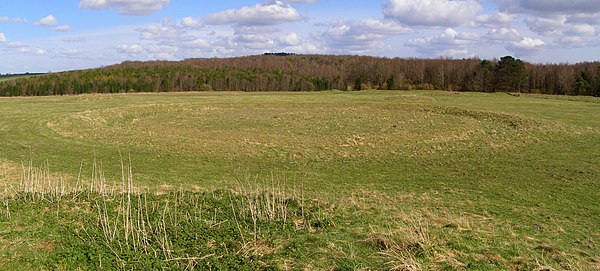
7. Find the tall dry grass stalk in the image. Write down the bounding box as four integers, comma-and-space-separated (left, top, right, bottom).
4, 157, 310, 268
366, 218, 432, 271
229, 172, 309, 239
10, 158, 123, 203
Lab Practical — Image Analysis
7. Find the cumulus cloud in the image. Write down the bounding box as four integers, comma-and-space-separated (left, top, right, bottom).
497, 0, 600, 50
17, 47, 31, 54
34, 49, 48, 56
352, 19, 413, 35
556, 36, 588, 47
321, 19, 412, 52
55, 25, 72, 32
406, 28, 479, 57
278, 32, 302, 46
0, 41, 35, 56
475, 12, 518, 27
233, 34, 276, 50
234, 26, 280, 35
58, 49, 81, 58
35, 15, 57, 26
144, 44, 178, 60
565, 24, 597, 36
117, 44, 144, 54
383, 0, 482, 27
204, 1, 302, 26
516, 0, 600, 14
139, 24, 180, 40
179, 38, 211, 49
1, 41, 26, 49
485, 28, 522, 42
79, 0, 170, 16
138, 18, 187, 41
506, 37, 545, 56
1, 43, 47, 56
406, 28, 480, 47
521, 13, 597, 48
181, 17, 202, 28
525, 15, 566, 35
567, 13, 600, 25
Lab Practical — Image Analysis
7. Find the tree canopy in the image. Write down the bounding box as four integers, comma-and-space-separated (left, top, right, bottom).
0, 55, 598, 96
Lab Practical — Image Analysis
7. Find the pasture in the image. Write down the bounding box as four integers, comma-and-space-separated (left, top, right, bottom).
0, 90, 598, 270
0, 74, 39, 83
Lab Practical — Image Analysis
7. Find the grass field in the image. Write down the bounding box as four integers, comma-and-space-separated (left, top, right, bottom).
0, 90, 599, 270
0, 74, 39, 82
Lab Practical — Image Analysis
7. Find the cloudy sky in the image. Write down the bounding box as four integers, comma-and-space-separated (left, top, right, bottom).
1, 0, 599, 73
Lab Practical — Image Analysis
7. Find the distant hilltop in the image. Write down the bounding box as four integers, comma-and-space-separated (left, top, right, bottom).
0, 72, 45, 79
263, 52, 296, 56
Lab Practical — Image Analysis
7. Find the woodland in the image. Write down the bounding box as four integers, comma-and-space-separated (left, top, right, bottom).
0, 54, 599, 96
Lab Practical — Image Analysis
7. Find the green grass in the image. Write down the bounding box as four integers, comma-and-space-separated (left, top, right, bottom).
0, 74, 39, 82
0, 90, 599, 270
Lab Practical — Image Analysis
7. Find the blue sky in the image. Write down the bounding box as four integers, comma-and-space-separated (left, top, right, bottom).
1, 0, 600, 73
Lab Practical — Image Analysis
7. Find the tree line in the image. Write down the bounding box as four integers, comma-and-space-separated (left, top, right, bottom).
0, 54, 599, 96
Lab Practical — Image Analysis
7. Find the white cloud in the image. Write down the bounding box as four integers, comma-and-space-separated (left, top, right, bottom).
497, 0, 600, 49
1, 16, 27, 23
35, 15, 58, 26
476, 12, 517, 27
10, 47, 49, 57
406, 28, 479, 57
234, 26, 280, 35
279, 32, 302, 46
12, 18, 27, 23
117, 44, 144, 54
523, 14, 596, 48
485, 28, 522, 42
567, 13, 600, 25
321, 19, 412, 52
506, 37, 545, 56
55, 25, 72, 32
17, 47, 30, 54
517, 0, 600, 14
204, 1, 302, 26
79, 0, 170, 16
34, 49, 48, 56
180, 38, 211, 49
557, 36, 588, 47
0, 33, 6, 42
383, 0, 482, 27
525, 15, 566, 36
181, 17, 202, 28
144, 44, 178, 60
235, 34, 276, 50
138, 18, 186, 41
58, 49, 81, 58
1, 41, 26, 49
353, 19, 413, 35
407, 28, 479, 47
565, 24, 597, 36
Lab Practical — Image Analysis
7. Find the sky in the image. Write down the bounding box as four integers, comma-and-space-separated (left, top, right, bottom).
1, 0, 600, 73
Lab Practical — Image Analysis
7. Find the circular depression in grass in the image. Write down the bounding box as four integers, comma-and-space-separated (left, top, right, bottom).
48, 102, 536, 159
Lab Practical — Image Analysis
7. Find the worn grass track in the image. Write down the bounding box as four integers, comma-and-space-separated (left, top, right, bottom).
0, 90, 599, 270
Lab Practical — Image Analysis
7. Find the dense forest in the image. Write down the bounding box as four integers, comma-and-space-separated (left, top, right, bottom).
1, 54, 599, 96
